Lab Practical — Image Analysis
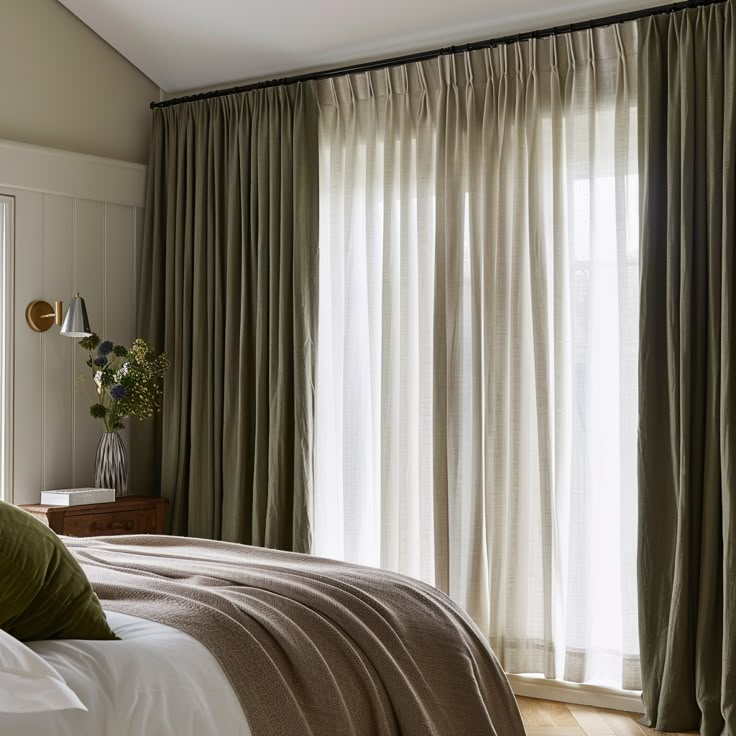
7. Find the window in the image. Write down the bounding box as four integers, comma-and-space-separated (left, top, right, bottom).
314, 60, 640, 691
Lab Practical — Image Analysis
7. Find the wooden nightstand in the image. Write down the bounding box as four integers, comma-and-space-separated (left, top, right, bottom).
20, 496, 169, 537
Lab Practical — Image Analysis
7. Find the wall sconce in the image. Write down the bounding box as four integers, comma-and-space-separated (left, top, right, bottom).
25, 293, 92, 338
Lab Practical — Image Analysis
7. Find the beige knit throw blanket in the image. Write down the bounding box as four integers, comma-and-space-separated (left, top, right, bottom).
66, 535, 524, 736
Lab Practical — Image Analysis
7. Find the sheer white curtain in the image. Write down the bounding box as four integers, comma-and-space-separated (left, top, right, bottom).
315, 66, 437, 581
315, 26, 641, 690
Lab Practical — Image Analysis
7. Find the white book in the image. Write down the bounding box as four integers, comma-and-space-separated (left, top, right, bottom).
40, 488, 116, 506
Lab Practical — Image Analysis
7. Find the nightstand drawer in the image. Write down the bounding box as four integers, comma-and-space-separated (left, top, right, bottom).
63, 508, 158, 536
20, 496, 169, 537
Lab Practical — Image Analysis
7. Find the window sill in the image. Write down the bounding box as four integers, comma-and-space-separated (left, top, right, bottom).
507, 673, 644, 713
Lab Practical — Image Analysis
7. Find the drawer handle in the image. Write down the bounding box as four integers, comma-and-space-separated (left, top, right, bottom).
91, 519, 135, 532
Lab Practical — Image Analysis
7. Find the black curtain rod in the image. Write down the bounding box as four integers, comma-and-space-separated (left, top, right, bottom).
152, 0, 724, 109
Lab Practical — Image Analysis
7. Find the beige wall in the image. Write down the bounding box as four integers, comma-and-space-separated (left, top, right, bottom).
0, 0, 159, 164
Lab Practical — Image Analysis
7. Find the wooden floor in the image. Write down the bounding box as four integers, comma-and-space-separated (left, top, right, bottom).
517, 698, 699, 736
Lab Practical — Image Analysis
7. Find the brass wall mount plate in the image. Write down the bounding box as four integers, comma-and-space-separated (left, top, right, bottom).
25, 300, 59, 332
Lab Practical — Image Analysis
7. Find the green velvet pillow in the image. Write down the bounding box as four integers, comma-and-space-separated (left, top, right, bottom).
0, 501, 117, 642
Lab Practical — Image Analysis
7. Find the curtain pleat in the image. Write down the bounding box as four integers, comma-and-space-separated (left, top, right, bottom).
315, 26, 641, 689
137, 85, 318, 552
637, 2, 735, 732
134, 0, 736, 716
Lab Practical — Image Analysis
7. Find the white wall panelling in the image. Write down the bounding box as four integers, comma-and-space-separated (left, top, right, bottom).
0, 140, 145, 505
0, 139, 146, 206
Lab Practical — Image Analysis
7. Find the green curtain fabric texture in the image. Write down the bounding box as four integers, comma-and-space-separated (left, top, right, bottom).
637, 1, 735, 733
138, 84, 318, 552
135, 1, 736, 727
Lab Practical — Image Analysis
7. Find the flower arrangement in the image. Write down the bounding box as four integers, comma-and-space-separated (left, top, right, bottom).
79, 334, 170, 433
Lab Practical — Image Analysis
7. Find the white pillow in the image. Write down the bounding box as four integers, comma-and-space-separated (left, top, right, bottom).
0, 628, 87, 713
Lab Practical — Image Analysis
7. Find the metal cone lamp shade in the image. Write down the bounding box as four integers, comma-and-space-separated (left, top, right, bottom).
60, 293, 92, 338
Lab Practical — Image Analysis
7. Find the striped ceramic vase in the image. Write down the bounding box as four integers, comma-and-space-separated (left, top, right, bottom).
95, 431, 128, 497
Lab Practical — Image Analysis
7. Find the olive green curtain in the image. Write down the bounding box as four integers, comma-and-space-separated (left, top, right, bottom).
637, 2, 735, 733
136, 84, 318, 552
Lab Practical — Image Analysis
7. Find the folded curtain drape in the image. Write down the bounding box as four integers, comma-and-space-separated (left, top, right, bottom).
134, 0, 734, 717
314, 27, 641, 689
637, 2, 735, 733
137, 85, 318, 551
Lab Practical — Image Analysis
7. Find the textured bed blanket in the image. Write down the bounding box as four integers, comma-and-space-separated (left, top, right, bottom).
66, 535, 524, 736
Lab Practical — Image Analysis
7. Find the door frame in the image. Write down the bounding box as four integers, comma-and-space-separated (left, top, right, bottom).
0, 194, 15, 503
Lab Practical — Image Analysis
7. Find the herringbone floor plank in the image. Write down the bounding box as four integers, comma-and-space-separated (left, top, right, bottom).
516, 697, 700, 736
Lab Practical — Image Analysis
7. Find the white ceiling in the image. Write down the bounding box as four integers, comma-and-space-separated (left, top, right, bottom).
59, 0, 657, 94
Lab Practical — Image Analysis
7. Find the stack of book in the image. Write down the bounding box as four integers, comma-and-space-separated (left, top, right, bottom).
40, 488, 116, 506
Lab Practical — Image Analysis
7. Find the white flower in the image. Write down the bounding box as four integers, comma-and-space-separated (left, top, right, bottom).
94, 371, 103, 387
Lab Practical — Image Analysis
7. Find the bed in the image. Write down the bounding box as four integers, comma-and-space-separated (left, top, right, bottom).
3, 534, 525, 736
1, 611, 250, 736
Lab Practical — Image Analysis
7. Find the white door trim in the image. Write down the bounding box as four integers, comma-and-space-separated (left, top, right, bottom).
0, 195, 15, 503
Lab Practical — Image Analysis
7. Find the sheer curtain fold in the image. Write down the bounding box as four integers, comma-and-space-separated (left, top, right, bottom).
138, 85, 318, 551
315, 27, 641, 689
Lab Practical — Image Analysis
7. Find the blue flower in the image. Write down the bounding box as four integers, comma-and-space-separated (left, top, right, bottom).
98, 340, 114, 356
110, 384, 128, 401
94, 356, 107, 367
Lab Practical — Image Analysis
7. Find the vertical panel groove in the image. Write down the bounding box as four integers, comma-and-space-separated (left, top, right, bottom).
132, 208, 137, 339
73, 199, 106, 488
41, 193, 46, 492
71, 197, 77, 487
103, 202, 107, 337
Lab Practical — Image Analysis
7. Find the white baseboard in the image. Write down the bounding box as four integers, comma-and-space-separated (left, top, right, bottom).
507, 674, 645, 713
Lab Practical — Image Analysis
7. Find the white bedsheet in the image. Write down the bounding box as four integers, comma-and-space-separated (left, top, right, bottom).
0, 611, 251, 736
